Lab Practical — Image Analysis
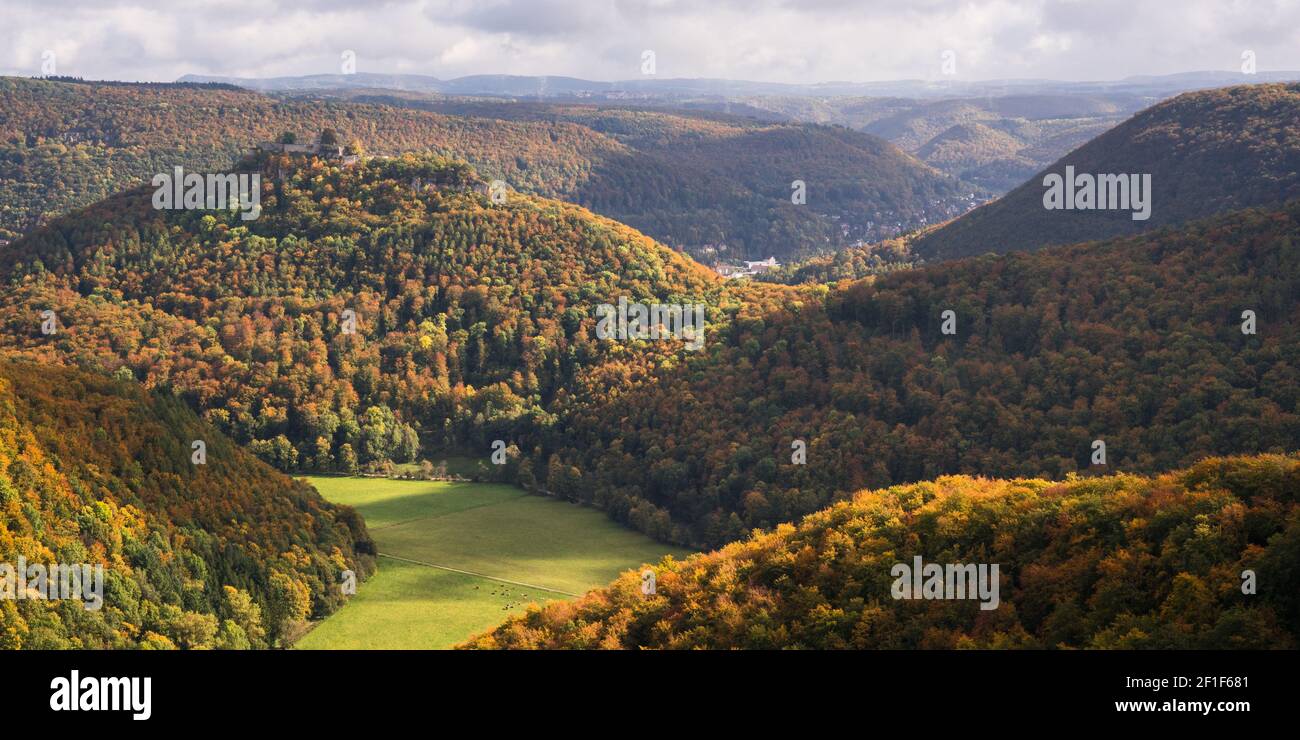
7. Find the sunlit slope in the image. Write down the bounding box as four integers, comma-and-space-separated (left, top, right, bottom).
0, 360, 374, 649
466, 453, 1300, 649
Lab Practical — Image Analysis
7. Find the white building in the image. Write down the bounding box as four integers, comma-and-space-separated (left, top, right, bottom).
716, 256, 780, 279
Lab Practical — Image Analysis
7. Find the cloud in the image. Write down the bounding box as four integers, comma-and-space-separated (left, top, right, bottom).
1, 0, 1298, 83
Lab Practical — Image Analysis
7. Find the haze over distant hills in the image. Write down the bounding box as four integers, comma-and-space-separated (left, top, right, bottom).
0, 76, 968, 260
175, 70, 1300, 197
914, 82, 1300, 260
306, 87, 1140, 194
754, 93, 1151, 192
176, 70, 1300, 100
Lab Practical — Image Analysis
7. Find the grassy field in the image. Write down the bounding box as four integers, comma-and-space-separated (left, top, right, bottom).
295, 477, 690, 649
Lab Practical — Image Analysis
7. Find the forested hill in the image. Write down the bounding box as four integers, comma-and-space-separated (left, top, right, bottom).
7, 147, 1299, 554
0, 151, 722, 475
913, 83, 1300, 262
0, 76, 972, 260
0, 76, 622, 239
521, 200, 1300, 546
303, 94, 979, 259
0, 360, 374, 649
464, 453, 1300, 649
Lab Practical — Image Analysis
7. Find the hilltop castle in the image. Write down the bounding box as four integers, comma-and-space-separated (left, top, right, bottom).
255, 130, 360, 165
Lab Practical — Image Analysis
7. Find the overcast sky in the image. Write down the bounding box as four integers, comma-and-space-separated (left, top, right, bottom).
2, 0, 1299, 83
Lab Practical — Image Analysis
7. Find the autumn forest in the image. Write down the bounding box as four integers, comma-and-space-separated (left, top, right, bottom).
1, 66, 1298, 659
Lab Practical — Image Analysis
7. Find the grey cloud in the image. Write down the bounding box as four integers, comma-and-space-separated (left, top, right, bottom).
439, 0, 617, 37
2, 0, 1298, 83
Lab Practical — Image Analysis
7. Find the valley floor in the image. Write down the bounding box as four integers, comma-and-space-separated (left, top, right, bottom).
294, 477, 690, 649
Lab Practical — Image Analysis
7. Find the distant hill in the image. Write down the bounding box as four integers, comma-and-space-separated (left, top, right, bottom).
177, 70, 1300, 100
914, 83, 1300, 261
738, 93, 1144, 192
0, 77, 622, 240
167, 72, 1300, 202
862, 95, 1136, 151
867, 96, 1138, 191
297, 87, 1146, 196
0, 360, 374, 648
465, 453, 1300, 649
913, 121, 1035, 190
358, 95, 975, 259
0, 76, 970, 260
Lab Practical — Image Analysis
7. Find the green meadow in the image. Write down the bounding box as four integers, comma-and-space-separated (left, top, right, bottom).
294, 477, 690, 649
